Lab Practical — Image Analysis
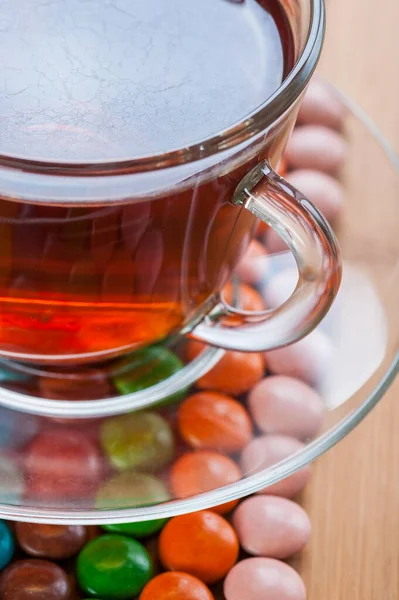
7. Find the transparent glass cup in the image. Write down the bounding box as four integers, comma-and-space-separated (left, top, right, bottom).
0, 0, 340, 366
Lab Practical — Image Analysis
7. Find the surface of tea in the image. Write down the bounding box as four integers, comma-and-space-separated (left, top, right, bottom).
0, 0, 291, 161
0, 0, 294, 362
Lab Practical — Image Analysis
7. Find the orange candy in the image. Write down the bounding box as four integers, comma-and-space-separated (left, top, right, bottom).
177, 391, 252, 453
186, 342, 265, 396
256, 157, 287, 236
223, 282, 266, 312
277, 155, 288, 178
170, 450, 241, 514
159, 511, 239, 585
139, 571, 215, 600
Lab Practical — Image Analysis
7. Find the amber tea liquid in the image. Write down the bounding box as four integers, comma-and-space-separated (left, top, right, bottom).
0, 0, 294, 362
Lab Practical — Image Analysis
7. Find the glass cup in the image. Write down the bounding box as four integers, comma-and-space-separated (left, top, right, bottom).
0, 0, 340, 366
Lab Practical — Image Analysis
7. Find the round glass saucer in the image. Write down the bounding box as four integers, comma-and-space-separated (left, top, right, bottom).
0, 85, 397, 524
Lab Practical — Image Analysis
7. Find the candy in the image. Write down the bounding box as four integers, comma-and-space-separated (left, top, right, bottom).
187, 342, 265, 396
177, 391, 252, 452
248, 376, 324, 441
39, 368, 111, 400
232, 496, 311, 558
224, 558, 306, 600
284, 125, 347, 175
0, 559, 71, 600
24, 429, 102, 501
0, 407, 39, 450
234, 240, 269, 285
223, 282, 266, 312
266, 329, 333, 387
266, 169, 344, 253
0, 520, 14, 570
159, 511, 239, 585
101, 411, 174, 472
96, 472, 170, 511
15, 523, 87, 560
77, 534, 153, 599
286, 169, 344, 222
139, 571, 215, 600
297, 78, 347, 130
170, 451, 241, 514
240, 435, 312, 498
0, 455, 24, 504
112, 346, 187, 404
102, 518, 168, 539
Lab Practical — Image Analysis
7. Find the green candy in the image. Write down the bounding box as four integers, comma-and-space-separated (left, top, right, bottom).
96, 472, 170, 511
112, 346, 188, 404
97, 472, 170, 538
77, 534, 153, 599
100, 411, 174, 472
102, 518, 168, 538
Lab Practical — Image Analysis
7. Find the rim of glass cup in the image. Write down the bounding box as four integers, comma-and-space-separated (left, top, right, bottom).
0, 0, 325, 176
0, 85, 397, 524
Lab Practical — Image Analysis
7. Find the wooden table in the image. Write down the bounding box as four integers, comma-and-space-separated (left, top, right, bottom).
296, 1, 399, 598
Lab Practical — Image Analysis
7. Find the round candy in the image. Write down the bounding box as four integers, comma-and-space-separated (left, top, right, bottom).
25, 429, 102, 501
286, 169, 344, 222
266, 329, 333, 387
187, 343, 265, 396
96, 472, 170, 511
0, 455, 24, 504
159, 511, 239, 585
240, 435, 311, 498
224, 558, 306, 600
103, 518, 168, 539
248, 376, 325, 441
0, 407, 39, 450
170, 451, 241, 514
15, 522, 87, 560
139, 571, 215, 600
223, 282, 266, 312
177, 391, 252, 452
112, 346, 187, 404
0, 520, 14, 570
0, 559, 71, 600
234, 240, 269, 285
101, 411, 174, 472
39, 368, 112, 400
232, 496, 311, 558
284, 125, 347, 175
77, 534, 153, 599
297, 78, 347, 130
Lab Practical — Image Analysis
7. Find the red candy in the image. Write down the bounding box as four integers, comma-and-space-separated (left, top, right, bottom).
24, 429, 103, 501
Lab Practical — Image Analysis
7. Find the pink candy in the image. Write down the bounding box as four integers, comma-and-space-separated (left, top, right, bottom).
233, 496, 311, 559
224, 558, 306, 600
248, 376, 325, 441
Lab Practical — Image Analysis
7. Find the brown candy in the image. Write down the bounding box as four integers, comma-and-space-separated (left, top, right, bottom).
0, 559, 71, 600
39, 368, 111, 401
15, 523, 87, 560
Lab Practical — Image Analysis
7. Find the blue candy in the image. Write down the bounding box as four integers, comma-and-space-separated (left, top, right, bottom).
0, 520, 14, 570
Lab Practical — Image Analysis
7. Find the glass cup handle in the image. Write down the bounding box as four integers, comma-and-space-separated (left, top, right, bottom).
190, 161, 342, 352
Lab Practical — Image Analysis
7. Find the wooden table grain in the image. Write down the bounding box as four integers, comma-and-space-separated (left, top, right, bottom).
296, 1, 399, 599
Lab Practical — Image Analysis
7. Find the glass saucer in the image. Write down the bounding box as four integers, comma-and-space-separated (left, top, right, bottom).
0, 85, 397, 524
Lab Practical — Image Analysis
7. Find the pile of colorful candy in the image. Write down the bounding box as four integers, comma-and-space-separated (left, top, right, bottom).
0, 78, 346, 599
